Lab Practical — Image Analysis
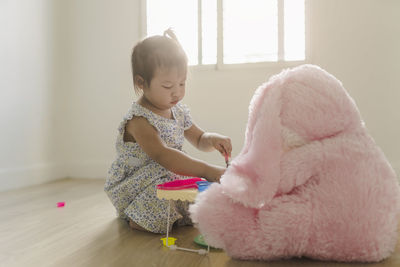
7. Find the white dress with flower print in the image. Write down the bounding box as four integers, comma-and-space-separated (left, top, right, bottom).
105, 102, 193, 233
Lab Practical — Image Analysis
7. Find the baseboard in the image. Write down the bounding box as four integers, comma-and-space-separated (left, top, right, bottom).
0, 163, 66, 192
63, 160, 110, 179
0, 161, 110, 192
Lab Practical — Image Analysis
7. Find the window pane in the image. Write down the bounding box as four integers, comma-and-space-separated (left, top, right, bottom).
147, 0, 198, 65
202, 0, 217, 64
284, 0, 305, 61
223, 0, 278, 64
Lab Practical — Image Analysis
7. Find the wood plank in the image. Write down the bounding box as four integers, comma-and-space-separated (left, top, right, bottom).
1, 178, 399, 267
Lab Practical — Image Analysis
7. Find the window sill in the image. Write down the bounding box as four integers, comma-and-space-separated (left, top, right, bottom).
189, 60, 310, 72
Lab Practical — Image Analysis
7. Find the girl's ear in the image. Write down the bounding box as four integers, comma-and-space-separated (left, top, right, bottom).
134, 75, 146, 90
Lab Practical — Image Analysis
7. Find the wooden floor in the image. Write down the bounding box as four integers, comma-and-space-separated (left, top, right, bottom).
1, 179, 400, 267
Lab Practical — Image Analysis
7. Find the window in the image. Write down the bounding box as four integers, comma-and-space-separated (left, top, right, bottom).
144, 0, 306, 66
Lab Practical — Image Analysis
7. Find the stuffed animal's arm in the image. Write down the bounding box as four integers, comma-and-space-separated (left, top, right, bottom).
278, 141, 324, 194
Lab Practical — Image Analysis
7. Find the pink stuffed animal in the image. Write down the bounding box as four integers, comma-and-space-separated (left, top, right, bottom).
190, 64, 400, 262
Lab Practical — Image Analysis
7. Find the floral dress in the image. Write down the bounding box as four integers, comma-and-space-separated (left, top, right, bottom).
104, 102, 193, 233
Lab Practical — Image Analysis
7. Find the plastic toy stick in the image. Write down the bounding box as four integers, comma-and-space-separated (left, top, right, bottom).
171, 246, 207, 254
225, 154, 230, 167
161, 198, 209, 254
166, 200, 171, 247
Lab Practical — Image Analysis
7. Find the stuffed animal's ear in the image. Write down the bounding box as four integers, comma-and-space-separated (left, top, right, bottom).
220, 77, 283, 208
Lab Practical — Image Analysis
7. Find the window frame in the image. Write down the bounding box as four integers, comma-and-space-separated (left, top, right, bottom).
140, 0, 310, 70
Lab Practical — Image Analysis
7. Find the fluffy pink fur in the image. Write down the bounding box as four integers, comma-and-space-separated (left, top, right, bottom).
189, 64, 400, 262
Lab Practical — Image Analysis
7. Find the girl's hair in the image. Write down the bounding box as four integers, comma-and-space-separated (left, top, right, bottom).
131, 29, 188, 94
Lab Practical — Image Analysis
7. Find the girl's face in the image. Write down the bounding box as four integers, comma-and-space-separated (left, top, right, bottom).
142, 67, 186, 111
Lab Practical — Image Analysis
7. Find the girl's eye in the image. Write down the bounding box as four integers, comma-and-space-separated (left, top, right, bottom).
162, 86, 172, 89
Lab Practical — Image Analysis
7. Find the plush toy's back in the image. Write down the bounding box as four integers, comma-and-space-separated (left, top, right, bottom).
190, 64, 400, 262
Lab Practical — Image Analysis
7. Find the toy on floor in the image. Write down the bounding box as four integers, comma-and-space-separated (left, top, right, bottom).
189, 64, 400, 262
160, 237, 176, 246
193, 234, 208, 247
156, 177, 211, 254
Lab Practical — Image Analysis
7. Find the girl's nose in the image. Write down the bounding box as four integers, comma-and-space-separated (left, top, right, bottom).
172, 87, 182, 97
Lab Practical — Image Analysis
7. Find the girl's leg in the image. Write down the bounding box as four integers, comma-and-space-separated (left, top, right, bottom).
125, 185, 183, 234
174, 200, 193, 226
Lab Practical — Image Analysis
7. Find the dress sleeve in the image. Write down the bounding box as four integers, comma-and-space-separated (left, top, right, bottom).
120, 102, 161, 134
180, 103, 193, 130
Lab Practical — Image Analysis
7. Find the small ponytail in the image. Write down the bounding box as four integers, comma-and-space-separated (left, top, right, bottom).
163, 28, 185, 52
164, 28, 179, 42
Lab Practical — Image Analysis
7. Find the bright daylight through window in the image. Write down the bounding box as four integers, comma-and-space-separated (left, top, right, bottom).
146, 0, 305, 66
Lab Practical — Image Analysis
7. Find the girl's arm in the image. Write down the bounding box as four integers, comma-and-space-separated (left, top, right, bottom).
126, 117, 225, 181
184, 123, 232, 157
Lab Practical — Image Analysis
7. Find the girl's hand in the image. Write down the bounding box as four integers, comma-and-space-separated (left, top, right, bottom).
210, 133, 232, 158
185, 124, 232, 159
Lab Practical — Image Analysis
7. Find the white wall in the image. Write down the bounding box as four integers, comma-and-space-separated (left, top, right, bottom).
309, 0, 400, 174
183, 66, 285, 166
0, 0, 63, 191
52, 0, 141, 179
1, 0, 399, 191
186, 0, 400, 175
